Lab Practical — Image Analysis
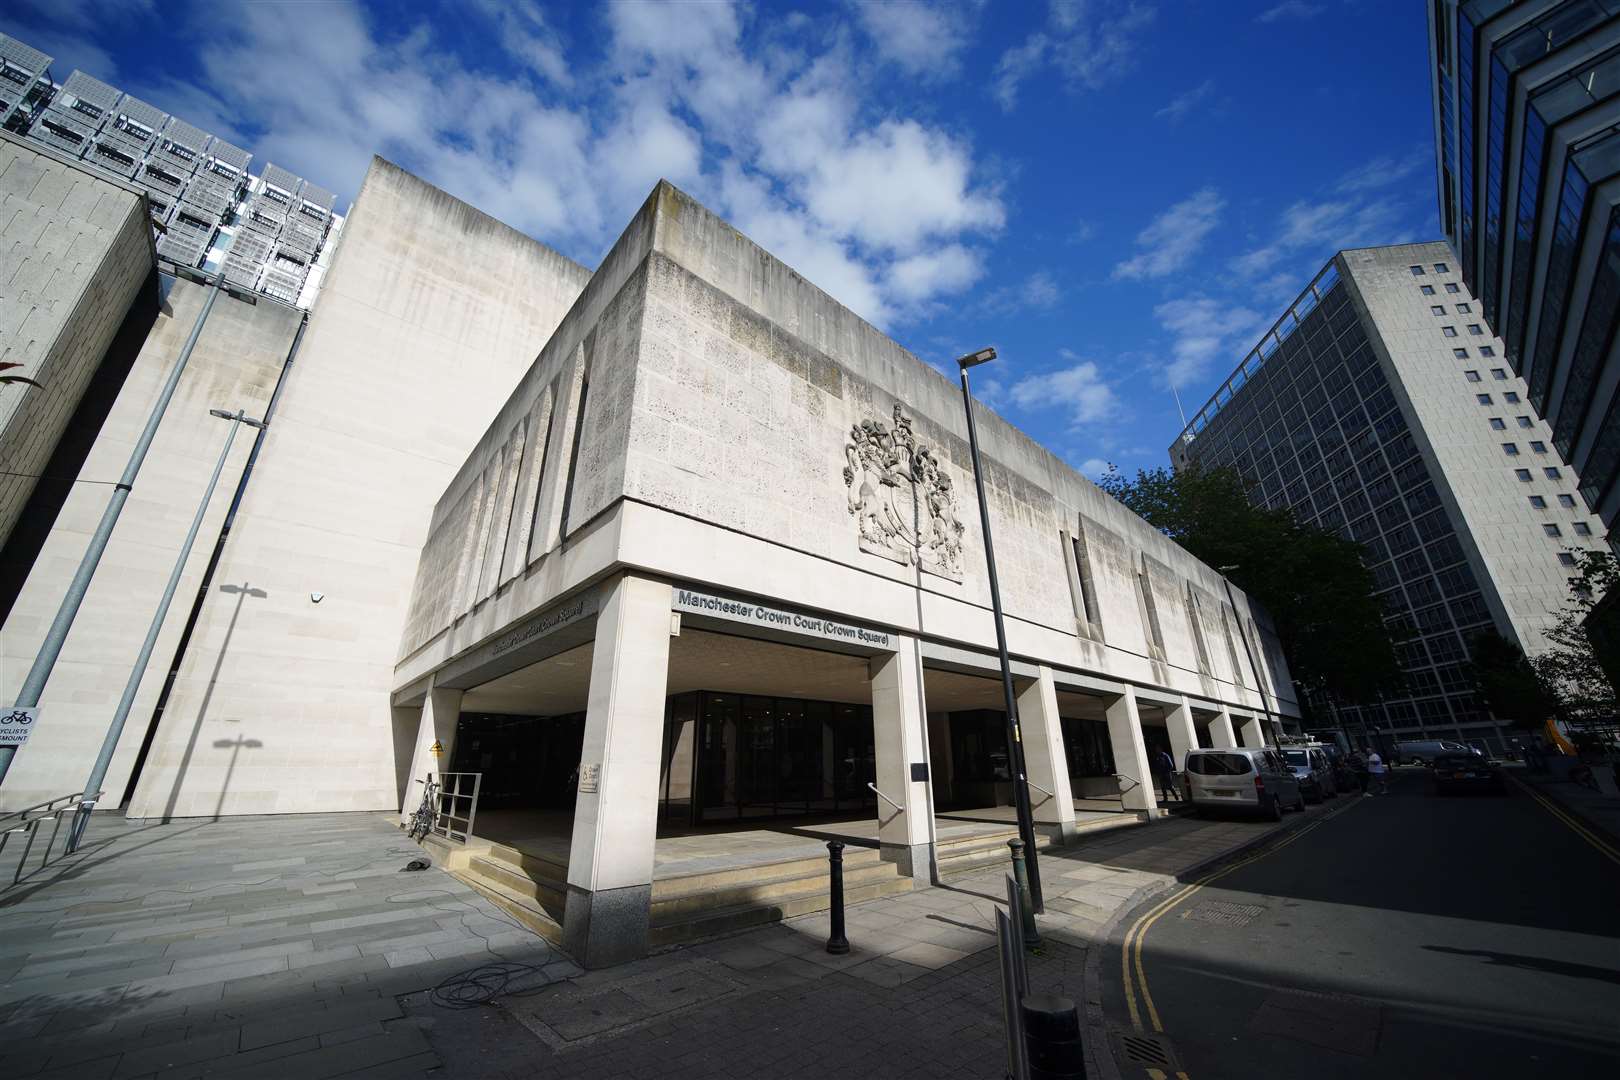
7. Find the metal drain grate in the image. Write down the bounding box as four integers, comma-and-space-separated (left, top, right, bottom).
1111, 1029, 1183, 1074
1180, 900, 1265, 928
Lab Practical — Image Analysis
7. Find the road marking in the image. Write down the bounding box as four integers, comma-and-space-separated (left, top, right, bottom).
1514, 778, 1620, 867
1121, 796, 1365, 1038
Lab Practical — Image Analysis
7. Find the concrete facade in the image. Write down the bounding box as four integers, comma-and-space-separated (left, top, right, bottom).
122, 158, 591, 820
389, 181, 1297, 963
0, 276, 299, 809
1172, 243, 1605, 750
0, 131, 152, 550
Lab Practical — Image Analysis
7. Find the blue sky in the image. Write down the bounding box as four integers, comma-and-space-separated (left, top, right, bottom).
3, 0, 1436, 477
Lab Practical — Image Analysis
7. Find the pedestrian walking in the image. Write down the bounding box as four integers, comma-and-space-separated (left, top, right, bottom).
1366, 750, 1387, 795
1153, 748, 1182, 803
1347, 750, 1369, 794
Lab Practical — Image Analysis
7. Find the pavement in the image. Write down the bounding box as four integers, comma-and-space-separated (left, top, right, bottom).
0, 801, 1322, 1078
1514, 764, 1620, 849
1097, 769, 1620, 1079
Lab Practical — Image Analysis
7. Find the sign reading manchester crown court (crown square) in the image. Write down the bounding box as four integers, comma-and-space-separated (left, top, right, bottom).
672, 588, 895, 651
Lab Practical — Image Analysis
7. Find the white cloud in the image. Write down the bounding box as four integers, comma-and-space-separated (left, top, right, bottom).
1113, 187, 1225, 280
1007, 358, 1120, 425
1155, 79, 1215, 124
1079, 457, 1111, 476
1154, 296, 1264, 387
1257, 1, 1325, 23
1232, 194, 1408, 281
45, 0, 1001, 329
1334, 149, 1430, 193
982, 270, 1062, 314
851, 0, 978, 78
994, 0, 1157, 112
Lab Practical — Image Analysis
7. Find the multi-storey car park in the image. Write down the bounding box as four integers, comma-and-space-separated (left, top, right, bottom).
1430, 0, 1620, 546
1172, 243, 1606, 755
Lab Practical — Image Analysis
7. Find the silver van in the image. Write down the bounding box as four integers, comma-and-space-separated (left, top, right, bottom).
1395, 739, 1480, 765
1184, 748, 1305, 820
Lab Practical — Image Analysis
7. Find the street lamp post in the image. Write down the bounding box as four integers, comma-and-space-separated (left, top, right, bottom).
0, 227, 241, 790
1217, 566, 1279, 746
66, 407, 266, 852
957, 347, 1043, 914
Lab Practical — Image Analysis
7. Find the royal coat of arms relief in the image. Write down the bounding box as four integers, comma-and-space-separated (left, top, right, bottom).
842, 404, 965, 581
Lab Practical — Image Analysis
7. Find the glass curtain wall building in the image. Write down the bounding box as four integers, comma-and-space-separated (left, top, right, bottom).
1172, 244, 1606, 752
1430, 0, 1620, 544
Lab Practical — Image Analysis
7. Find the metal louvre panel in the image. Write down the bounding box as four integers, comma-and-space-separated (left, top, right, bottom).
138, 160, 187, 197
188, 169, 243, 201
156, 230, 209, 268
0, 33, 52, 77
178, 183, 233, 221
205, 137, 251, 174
159, 115, 211, 160
279, 218, 322, 254
96, 123, 155, 156
258, 162, 303, 198
113, 94, 166, 135
297, 180, 335, 214
144, 193, 173, 224
86, 137, 142, 177
259, 264, 305, 303
222, 253, 265, 289
241, 204, 285, 238
59, 70, 120, 119
29, 109, 95, 155
225, 229, 275, 265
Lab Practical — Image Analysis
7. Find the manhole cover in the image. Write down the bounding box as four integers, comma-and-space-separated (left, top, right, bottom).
1180, 900, 1265, 928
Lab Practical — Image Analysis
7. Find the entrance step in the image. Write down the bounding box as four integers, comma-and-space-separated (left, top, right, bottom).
409, 830, 566, 946
934, 828, 1059, 880
649, 847, 912, 948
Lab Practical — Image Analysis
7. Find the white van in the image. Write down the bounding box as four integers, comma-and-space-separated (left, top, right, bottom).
1183, 748, 1305, 820
1395, 739, 1480, 765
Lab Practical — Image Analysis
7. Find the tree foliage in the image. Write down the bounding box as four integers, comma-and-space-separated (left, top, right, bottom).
1096, 463, 1403, 703
1466, 629, 1556, 730
1529, 549, 1618, 724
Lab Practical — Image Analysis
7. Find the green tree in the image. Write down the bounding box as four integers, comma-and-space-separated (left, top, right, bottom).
1466, 629, 1556, 729
1529, 549, 1618, 724
1096, 462, 1403, 705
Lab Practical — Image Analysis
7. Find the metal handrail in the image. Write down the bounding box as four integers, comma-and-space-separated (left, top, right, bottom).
1114, 772, 1141, 791
430, 771, 482, 843
867, 782, 904, 812
1, 789, 102, 887
1026, 780, 1054, 798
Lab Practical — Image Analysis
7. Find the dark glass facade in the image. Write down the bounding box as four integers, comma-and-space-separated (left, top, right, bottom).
1432, 0, 1620, 541
1173, 265, 1497, 743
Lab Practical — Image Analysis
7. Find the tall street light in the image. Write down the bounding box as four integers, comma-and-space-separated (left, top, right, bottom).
67, 407, 267, 851
957, 347, 1043, 914
1217, 565, 1280, 746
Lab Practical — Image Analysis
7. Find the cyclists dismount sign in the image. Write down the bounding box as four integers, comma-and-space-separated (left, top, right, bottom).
0, 706, 39, 747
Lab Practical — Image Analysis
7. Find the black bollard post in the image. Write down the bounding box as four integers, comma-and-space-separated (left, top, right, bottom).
1008, 838, 1041, 946
826, 840, 850, 954
1022, 993, 1086, 1079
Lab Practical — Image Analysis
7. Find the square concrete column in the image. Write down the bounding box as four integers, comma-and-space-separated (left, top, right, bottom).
870, 639, 932, 878
1166, 696, 1198, 773
1104, 692, 1158, 818
399, 686, 462, 823
1237, 713, 1267, 749
1016, 667, 1077, 843
1211, 707, 1238, 748
564, 574, 673, 968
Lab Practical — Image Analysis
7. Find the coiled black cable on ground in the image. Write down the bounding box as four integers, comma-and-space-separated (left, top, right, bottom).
429, 960, 557, 1009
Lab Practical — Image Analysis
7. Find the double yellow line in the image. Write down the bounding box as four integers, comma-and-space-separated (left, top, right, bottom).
1516, 778, 1620, 866
1120, 798, 1363, 1037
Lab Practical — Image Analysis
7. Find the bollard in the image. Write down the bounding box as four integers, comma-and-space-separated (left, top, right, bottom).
825, 840, 850, 954
1008, 838, 1042, 946
1022, 993, 1086, 1079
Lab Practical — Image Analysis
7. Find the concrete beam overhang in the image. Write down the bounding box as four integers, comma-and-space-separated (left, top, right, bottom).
919, 640, 1041, 682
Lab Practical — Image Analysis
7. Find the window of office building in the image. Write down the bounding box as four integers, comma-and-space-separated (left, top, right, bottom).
1457, 302, 1472, 313
1421, 284, 1436, 296
1443, 326, 1458, 337
1466, 371, 1481, 382
1468, 325, 1484, 335
1477, 393, 1492, 404
1558, 493, 1576, 507
1559, 552, 1578, 567
1454, 348, 1469, 359
1490, 418, 1506, 430
1531, 441, 1547, 453
1544, 523, 1562, 537
1503, 443, 1520, 456
1431, 305, 1446, 315
1529, 495, 1547, 508
1445, 283, 1460, 294
1545, 467, 1562, 479
1410, 265, 1426, 276
1435, 263, 1449, 273
1516, 416, 1532, 428
1480, 346, 1495, 356
1516, 469, 1532, 481
1505, 391, 1521, 402
1492, 369, 1507, 379
1575, 522, 1593, 536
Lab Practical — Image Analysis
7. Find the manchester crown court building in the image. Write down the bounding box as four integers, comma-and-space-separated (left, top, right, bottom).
0, 37, 1296, 965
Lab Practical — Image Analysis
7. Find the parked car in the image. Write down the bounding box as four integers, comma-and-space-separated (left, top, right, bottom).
1396, 739, 1481, 766
1315, 742, 1356, 791
1430, 752, 1506, 795
1282, 746, 1338, 803
1184, 748, 1305, 820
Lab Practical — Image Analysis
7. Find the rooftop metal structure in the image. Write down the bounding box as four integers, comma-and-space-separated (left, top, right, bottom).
4, 31, 342, 310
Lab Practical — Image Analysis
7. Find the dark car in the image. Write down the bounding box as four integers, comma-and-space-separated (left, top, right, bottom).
1430, 752, 1506, 795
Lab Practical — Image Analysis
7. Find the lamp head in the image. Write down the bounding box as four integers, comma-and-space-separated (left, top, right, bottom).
955, 347, 997, 370
1218, 564, 1240, 573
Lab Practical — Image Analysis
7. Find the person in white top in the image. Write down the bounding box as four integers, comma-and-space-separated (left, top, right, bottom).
1366, 751, 1387, 795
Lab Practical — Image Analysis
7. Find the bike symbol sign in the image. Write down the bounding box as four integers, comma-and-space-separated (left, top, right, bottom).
0, 706, 39, 748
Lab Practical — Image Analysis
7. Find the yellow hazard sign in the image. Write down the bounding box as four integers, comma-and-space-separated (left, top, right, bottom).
428, 740, 444, 757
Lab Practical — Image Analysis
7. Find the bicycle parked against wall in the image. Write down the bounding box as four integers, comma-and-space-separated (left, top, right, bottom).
407, 774, 440, 840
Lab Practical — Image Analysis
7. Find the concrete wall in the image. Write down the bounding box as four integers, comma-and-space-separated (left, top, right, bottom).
1342, 242, 1607, 655
397, 181, 1295, 722
0, 132, 152, 550
125, 158, 591, 819
0, 278, 297, 811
